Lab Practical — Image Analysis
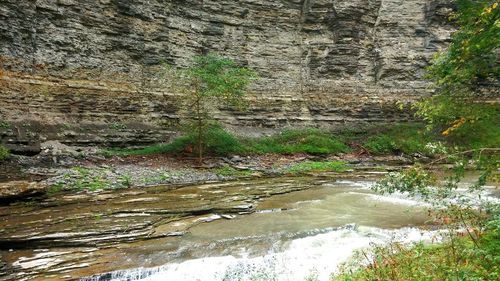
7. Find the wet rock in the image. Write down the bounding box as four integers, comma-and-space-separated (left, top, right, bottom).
221, 214, 237, 219
347, 159, 362, 164
40, 141, 99, 158
165, 231, 185, 237
197, 214, 223, 223
230, 156, 243, 163
0, 181, 46, 202
4, 141, 41, 156
0, 177, 320, 253
343, 223, 358, 231
233, 165, 251, 170
372, 155, 414, 165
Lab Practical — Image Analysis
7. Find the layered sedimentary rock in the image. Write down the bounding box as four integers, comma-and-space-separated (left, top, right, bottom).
0, 0, 454, 150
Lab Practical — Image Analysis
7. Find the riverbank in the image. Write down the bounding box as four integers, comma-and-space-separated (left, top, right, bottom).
1, 122, 483, 202
0, 123, 496, 280
0, 150, 412, 201
0, 141, 416, 203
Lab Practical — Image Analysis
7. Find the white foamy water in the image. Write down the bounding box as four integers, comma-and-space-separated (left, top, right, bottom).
328, 180, 373, 189
336, 179, 499, 208
87, 226, 439, 281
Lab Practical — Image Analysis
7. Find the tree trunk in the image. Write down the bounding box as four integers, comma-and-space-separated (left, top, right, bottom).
196, 95, 203, 165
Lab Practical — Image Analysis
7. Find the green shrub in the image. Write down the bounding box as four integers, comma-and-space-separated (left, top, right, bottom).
247, 128, 350, 155
445, 117, 500, 150
105, 126, 243, 157
203, 127, 244, 156
0, 145, 10, 161
364, 135, 397, 154
0, 121, 10, 130
362, 124, 434, 155
393, 124, 440, 155
170, 54, 256, 162
335, 208, 500, 281
419, 0, 499, 134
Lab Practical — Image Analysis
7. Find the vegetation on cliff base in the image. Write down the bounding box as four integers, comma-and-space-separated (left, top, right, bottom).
245, 128, 351, 155
104, 125, 243, 157
103, 123, 441, 158
104, 127, 351, 157
359, 123, 435, 155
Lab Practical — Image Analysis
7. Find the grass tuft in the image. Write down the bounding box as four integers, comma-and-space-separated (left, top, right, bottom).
104, 126, 243, 157
286, 161, 347, 174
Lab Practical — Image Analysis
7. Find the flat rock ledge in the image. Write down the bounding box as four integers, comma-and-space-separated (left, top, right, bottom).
0, 181, 46, 202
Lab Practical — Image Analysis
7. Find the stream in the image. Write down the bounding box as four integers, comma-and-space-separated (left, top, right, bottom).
1, 172, 497, 281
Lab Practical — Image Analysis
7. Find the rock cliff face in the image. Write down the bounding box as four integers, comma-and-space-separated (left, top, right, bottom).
0, 0, 454, 151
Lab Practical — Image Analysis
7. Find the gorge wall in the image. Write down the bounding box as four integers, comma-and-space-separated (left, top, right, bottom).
0, 0, 454, 151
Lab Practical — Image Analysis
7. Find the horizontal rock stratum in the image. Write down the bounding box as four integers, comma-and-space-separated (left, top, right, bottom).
0, 0, 454, 151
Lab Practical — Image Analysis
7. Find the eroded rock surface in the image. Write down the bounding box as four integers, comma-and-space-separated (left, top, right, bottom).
0, 0, 454, 150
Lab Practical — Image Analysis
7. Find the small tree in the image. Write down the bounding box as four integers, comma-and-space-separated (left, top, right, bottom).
167, 55, 256, 163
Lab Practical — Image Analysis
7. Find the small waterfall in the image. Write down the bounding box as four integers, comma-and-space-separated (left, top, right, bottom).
82, 225, 441, 281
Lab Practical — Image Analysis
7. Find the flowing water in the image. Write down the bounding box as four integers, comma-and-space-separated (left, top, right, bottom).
81, 179, 441, 281
2, 175, 498, 281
